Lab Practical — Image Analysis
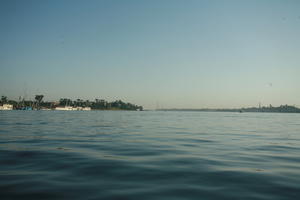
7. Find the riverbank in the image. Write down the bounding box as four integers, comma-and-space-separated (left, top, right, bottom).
157, 105, 300, 113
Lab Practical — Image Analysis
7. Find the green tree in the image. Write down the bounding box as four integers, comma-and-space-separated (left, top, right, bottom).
35, 95, 44, 109
59, 98, 72, 106
1, 96, 8, 104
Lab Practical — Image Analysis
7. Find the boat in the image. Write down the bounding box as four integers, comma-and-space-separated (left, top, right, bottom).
21, 106, 33, 110
82, 107, 91, 111
55, 106, 75, 111
55, 106, 91, 111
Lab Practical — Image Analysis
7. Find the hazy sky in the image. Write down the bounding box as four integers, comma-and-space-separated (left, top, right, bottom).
1, 0, 300, 109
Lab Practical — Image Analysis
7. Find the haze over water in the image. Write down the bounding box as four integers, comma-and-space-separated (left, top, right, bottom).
1, 111, 300, 199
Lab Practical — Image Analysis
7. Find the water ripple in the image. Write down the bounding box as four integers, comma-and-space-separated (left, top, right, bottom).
0, 111, 300, 199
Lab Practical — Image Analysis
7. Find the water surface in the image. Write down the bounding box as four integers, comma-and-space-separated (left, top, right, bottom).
0, 111, 300, 199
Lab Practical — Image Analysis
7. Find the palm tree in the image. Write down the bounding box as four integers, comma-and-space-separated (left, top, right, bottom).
1, 96, 8, 104
35, 95, 44, 109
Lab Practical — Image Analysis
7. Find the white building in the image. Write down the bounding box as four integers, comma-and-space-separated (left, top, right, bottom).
0, 104, 13, 110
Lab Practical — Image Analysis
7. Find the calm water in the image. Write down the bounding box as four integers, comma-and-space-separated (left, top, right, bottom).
0, 111, 300, 200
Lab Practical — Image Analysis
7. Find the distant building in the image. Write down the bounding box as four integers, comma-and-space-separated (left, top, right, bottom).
0, 104, 13, 110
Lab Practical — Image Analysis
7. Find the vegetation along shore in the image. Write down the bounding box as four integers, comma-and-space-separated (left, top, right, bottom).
0, 95, 143, 111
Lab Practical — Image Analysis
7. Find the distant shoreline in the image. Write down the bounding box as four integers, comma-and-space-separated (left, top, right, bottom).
0, 95, 143, 111
157, 105, 300, 113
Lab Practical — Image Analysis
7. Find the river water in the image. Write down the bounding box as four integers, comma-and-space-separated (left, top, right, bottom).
0, 111, 299, 199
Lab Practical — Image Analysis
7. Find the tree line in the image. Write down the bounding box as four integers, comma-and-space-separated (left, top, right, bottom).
58, 98, 143, 110
0, 95, 143, 111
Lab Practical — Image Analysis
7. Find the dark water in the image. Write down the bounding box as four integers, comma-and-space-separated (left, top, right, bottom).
0, 111, 300, 200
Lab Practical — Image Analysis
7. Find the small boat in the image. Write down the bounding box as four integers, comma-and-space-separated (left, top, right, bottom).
82, 107, 91, 111
55, 106, 75, 111
55, 106, 91, 111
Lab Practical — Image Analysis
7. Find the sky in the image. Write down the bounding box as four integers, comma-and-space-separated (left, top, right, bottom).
0, 0, 300, 109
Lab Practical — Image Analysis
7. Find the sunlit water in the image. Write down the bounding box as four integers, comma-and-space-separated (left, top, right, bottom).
0, 111, 300, 199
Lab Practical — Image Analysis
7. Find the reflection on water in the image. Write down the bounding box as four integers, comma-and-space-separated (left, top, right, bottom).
0, 111, 300, 199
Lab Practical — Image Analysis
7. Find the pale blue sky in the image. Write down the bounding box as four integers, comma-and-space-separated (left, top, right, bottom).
1, 0, 300, 109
